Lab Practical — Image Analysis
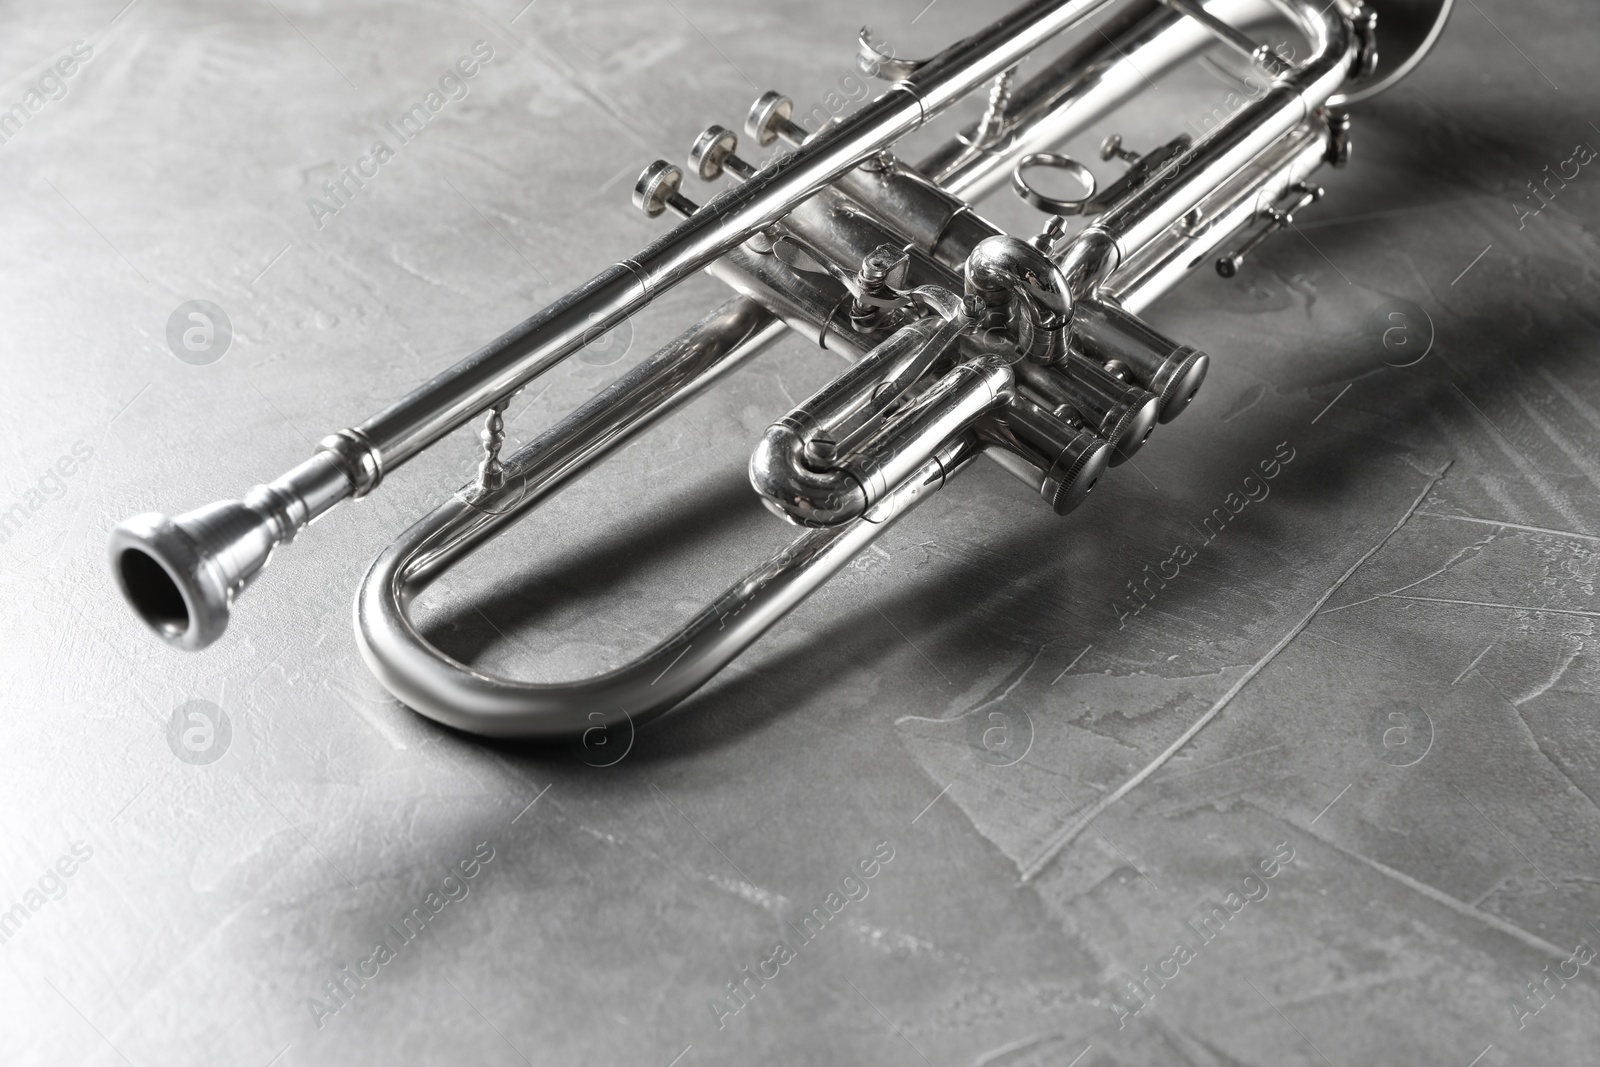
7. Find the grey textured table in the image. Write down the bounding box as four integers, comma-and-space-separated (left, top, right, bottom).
2, 1, 1598, 1064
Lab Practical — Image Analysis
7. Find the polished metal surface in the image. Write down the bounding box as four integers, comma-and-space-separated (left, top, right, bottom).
109, 0, 1390, 735
8, 0, 1600, 1063
348, 0, 1363, 734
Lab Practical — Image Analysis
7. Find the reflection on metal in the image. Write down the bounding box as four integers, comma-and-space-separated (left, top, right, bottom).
109, 0, 1450, 738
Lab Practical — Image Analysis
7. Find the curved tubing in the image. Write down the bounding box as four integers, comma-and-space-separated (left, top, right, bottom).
748, 298, 1003, 528
748, 319, 942, 527
356, 438, 978, 739
748, 421, 870, 527
964, 235, 1074, 362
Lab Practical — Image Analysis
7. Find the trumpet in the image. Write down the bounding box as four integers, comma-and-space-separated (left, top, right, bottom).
110, 0, 1451, 738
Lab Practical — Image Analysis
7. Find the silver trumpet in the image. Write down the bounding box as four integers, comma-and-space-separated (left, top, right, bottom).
110, 0, 1452, 738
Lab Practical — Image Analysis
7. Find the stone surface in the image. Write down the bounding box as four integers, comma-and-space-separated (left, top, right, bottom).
0, 1, 1597, 1065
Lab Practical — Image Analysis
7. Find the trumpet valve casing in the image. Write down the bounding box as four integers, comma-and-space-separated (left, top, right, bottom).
1016, 358, 1160, 467
1001, 394, 1112, 514
1069, 298, 1209, 423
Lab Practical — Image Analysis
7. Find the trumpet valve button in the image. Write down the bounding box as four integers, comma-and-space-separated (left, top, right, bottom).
689, 125, 754, 182
633, 160, 698, 218
1048, 433, 1110, 514
746, 91, 807, 147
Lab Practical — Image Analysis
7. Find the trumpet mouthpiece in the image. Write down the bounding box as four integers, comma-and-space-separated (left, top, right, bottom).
108, 447, 360, 650
109, 502, 280, 651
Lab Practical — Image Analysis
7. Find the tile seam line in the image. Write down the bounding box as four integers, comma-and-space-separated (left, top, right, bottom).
1019, 463, 1450, 884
